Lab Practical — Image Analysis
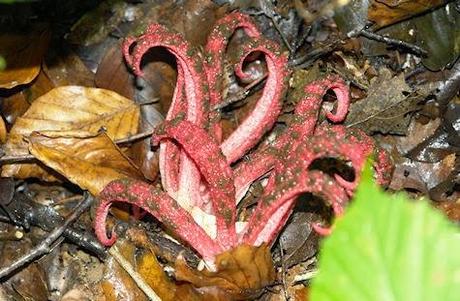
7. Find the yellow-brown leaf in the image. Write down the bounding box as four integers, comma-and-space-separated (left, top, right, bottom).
369, 0, 446, 28
102, 240, 149, 301
1, 86, 139, 182
137, 250, 177, 301
27, 131, 142, 195
0, 26, 50, 89
0, 116, 6, 144
175, 244, 276, 300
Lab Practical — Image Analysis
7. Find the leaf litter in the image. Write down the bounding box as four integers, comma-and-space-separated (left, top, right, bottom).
0, 0, 458, 300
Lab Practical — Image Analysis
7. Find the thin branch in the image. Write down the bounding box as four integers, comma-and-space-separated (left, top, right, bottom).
115, 130, 154, 144
289, 42, 337, 69
109, 245, 162, 301
348, 27, 428, 57
279, 239, 290, 300
212, 74, 267, 111
0, 193, 93, 280
251, 0, 294, 53
0, 192, 106, 259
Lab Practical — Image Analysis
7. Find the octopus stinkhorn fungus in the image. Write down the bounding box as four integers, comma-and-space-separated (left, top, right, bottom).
95, 12, 393, 269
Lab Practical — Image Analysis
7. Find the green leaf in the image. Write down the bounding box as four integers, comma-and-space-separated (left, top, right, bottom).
310, 161, 460, 301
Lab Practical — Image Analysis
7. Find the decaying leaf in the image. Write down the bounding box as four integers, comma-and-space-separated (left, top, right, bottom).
67, 0, 127, 46
278, 211, 319, 268
101, 239, 203, 301
1, 86, 140, 181
0, 26, 50, 89
175, 244, 275, 300
345, 68, 427, 134
131, 108, 163, 181
0, 89, 31, 126
368, 0, 447, 29
0, 116, 6, 143
28, 131, 142, 195
136, 250, 177, 301
437, 201, 460, 222
0, 177, 14, 205
407, 101, 460, 163
101, 240, 149, 301
95, 42, 134, 100
390, 154, 457, 198
0, 238, 49, 301
43, 46, 95, 87
413, 3, 460, 71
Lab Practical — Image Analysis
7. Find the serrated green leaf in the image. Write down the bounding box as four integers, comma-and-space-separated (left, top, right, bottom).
310, 162, 460, 301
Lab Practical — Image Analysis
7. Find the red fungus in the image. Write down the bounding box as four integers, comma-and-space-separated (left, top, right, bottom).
95, 12, 393, 266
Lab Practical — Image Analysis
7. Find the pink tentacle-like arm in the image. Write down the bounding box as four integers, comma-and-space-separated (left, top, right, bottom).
296, 74, 350, 124
204, 11, 261, 108
274, 75, 351, 151
220, 38, 290, 163
94, 179, 222, 262
204, 12, 261, 142
123, 26, 209, 209
240, 127, 379, 245
241, 171, 348, 246
152, 119, 237, 250
314, 126, 393, 194
232, 75, 350, 202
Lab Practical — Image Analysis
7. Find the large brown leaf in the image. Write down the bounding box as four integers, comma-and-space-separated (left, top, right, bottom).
27, 131, 142, 195
175, 244, 275, 300
368, 0, 446, 28
0, 26, 50, 89
1, 86, 140, 181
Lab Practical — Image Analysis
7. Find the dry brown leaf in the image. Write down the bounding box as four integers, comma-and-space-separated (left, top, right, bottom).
1, 238, 49, 301
0, 26, 50, 89
368, 0, 446, 28
43, 46, 95, 87
27, 131, 142, 196
1, 71, 55, 126
1, 86, 140, 181
0, 90, 31, 126
101, 239, 203, 301
175, 244, 275, 300
26, 70, 55, 101
101, 240, 149, 301
137, 250, 178, 301
95, 42, 134, 100
0, 116, 6, 144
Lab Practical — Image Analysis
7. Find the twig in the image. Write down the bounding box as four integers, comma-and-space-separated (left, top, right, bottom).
279, 239, 290, 300
289, 42, 338, 68
348, 27, 428, 57
212, 74, 267, 111
115, 130, 154, 144
251, 0, 294, 53
0, 192, 106, 259
0, 130, 154, 165
109, 245, 162, 301
0, 193, 94, 280
292, 269, 318, 283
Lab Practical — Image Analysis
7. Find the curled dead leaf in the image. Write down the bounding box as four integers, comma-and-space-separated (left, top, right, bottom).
175, 244, 275, 300
101, 240, 149, 301
0, 26, 50, 89
368, 0, 446, 28
0, 116, 6, 144
101, 239, 203, 301
1, 86, 140, 182
27, 131, 142, 196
